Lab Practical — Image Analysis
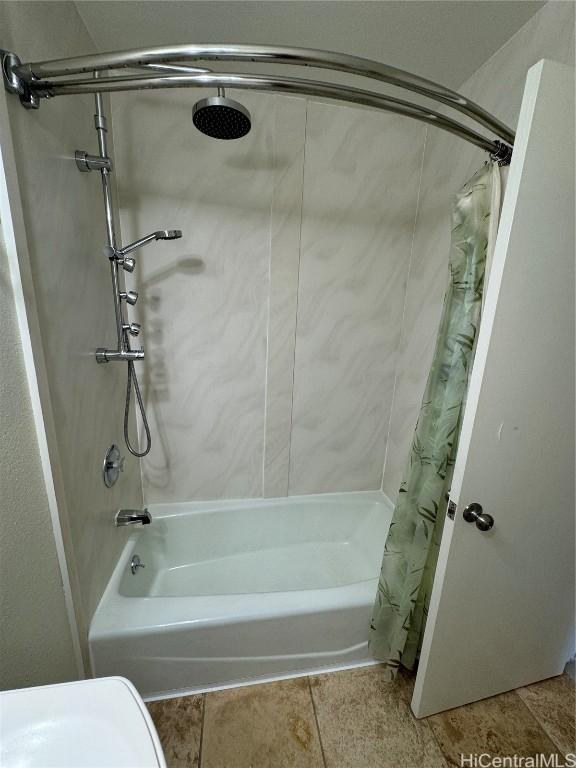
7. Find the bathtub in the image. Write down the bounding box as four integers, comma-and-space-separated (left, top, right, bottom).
89, 491, 393, 699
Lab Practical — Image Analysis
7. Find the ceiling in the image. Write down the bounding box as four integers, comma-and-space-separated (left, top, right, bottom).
76, 1, 545, 89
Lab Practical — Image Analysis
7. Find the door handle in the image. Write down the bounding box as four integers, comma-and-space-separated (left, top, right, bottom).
463, 502, 494, 532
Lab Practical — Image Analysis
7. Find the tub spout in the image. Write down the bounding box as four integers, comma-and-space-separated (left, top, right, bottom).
115, 509, 152, 527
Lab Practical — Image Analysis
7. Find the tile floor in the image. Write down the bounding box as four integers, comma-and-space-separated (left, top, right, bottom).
147, 665, 576, 768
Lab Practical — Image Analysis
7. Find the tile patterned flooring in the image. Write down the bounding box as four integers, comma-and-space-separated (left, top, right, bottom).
147, 665, 576, 768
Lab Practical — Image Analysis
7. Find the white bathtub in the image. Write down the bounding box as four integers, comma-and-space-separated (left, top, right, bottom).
89, 491, 393, 699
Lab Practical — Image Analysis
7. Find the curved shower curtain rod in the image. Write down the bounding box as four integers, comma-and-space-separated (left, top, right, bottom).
2, 43, 514, 163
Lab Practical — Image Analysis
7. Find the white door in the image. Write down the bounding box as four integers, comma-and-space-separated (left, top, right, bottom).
412, 59, 575, 718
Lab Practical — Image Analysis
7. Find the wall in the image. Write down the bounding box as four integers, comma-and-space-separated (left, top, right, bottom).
0, 220, 77, 689
288, 101, 425, 494
382, 0, 576, 500
111, 90, 426, 502
0, 1, 143, 648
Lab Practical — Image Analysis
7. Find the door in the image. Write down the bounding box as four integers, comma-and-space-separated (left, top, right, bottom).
412, 59, 575, 718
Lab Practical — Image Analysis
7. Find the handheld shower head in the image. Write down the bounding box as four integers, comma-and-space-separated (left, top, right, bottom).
155, 230, 182, 241
117, 229, 183, 257
192, 89, 251, 140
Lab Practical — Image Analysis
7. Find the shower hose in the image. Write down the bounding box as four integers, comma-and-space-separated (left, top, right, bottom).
123, 332, 152, 457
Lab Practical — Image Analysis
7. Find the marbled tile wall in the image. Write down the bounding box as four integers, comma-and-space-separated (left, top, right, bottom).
113, 89, 274, 502
288, 103, 425, 494
263, 97, 307, 498
0, 1, 142, 637
381, 0, 576, 501
112, 92, 425, 502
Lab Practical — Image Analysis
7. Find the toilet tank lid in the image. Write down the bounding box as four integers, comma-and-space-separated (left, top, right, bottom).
0, 676, 166, 768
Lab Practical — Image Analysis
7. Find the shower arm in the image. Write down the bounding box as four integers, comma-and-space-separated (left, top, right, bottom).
2, 43, 514, 159
116, 233, 158, 257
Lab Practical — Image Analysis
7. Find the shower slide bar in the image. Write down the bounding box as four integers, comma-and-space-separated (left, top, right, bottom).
2, 44, 514, 161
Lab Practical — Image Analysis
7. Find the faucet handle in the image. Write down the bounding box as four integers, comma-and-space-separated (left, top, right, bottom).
107, 455, 125, 472
103, 444, 124, 488
121, 256, 136, 273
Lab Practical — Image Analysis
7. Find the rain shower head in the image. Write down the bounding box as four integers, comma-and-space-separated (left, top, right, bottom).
192, 89, 251, 140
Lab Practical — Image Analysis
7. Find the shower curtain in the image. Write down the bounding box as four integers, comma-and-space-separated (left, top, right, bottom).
369, 162, 501, 673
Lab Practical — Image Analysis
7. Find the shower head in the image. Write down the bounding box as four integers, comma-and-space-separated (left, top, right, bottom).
155, 230, 182, 240
117, 230, 183, 257
192, 89, 251, 140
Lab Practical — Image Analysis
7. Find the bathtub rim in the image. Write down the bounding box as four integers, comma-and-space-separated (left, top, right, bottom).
147, 488, 392, 520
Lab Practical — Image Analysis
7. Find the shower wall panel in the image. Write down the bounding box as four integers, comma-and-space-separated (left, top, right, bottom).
0, 1, 142, 640
288, 102, 425, 494
113, 90, 274, 502
381, 0, 576, 502
112, 91, 425, 502
263, 97, 307, 497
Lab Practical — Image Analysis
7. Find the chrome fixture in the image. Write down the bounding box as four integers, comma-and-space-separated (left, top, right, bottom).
124, 322, 141, 337
120, 256, 135, 273
120, 290, 139, 306
192, 87, 251, 140
103, 443, 124, 488
75, 149, 112, 172
116, 229, 183, 258
130, 554, 146, 574
1, 44, 514, 160
116, 509, 152, 527
76, 85, 182, 457
463, 502, 495, 532
0, 49, 39, 109
140, 63, 212, 75
95, 348, 146, 363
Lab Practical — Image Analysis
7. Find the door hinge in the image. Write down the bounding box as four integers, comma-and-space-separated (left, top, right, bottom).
447, 499, 457, 520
